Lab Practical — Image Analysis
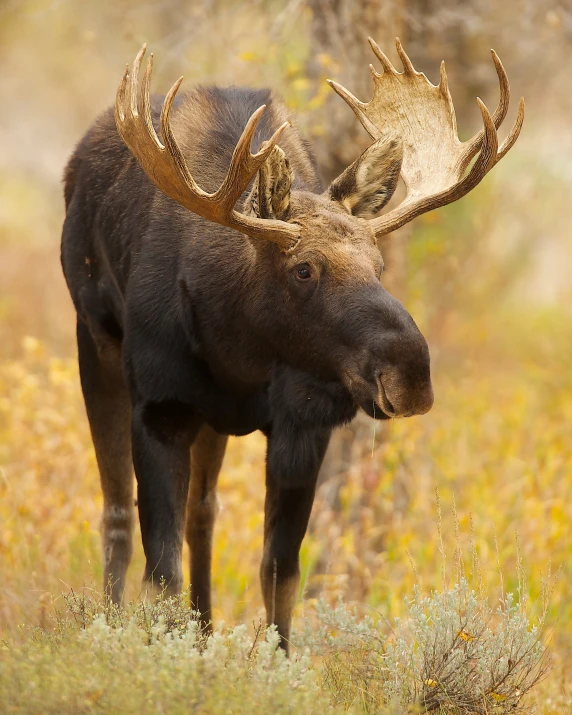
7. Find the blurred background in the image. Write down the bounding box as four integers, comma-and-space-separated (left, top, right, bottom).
0, 0, 571, 703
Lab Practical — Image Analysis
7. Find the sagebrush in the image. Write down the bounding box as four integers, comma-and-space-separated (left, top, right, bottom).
0, 581, 548, 714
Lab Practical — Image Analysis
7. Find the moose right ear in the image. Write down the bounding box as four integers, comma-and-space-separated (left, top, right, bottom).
244, 144, 294, 221
328, 135, 403, 218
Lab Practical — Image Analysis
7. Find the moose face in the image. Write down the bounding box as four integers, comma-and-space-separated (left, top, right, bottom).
246, 142, 433, 419
289, 199, 432, 419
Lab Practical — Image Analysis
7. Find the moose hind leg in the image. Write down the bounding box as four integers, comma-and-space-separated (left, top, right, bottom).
186, 425, 227, 631
77, 318, 134, 603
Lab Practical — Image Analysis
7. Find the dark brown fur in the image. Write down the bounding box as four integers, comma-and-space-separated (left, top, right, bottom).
61, 86, 432, 650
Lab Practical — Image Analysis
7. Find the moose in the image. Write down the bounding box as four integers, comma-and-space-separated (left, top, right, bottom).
61, 37, 523, 651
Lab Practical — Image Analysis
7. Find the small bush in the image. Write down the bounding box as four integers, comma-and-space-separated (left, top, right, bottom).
1, 591, 322, 715
295, 579, 548, 713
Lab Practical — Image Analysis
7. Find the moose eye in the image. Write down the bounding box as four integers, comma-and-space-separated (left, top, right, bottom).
295, 263, 313, 281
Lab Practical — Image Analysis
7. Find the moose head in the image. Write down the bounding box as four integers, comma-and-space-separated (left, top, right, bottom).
115, 39, 523, 424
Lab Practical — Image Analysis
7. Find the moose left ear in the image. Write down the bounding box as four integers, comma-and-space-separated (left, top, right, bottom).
244, 144, 294, 220
328, 135, 403, 218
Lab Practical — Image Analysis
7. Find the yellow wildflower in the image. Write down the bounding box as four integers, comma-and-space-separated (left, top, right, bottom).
458, 630, 477, 642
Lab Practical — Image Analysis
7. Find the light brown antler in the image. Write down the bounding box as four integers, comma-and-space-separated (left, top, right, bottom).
115, 46, 301, 249
327, 38, 525, 236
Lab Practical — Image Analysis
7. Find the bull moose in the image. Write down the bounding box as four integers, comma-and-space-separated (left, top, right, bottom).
61, 37, 523, 651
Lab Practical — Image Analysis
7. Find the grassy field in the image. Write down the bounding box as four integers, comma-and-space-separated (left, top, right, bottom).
1, 247, 571, 712
1, 1, 572, 712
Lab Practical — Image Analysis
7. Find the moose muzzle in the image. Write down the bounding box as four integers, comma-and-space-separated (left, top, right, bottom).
376, 364, 434, 418
340, 286, 433, 420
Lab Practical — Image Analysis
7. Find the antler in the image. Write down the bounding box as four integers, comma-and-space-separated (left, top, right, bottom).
115, 46, 300, 249
327, 38, 525, 236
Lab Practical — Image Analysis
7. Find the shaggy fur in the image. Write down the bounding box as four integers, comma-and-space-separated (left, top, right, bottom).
61, 86, 432, 650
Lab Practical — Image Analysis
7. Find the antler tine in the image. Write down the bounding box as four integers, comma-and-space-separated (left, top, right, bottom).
140, 54, 163, 150
230, 104, 267, 166
159, 75, 203, 196
395, 38, 416, 75
490, 50, 511, 127
115, 65, 129, 123
218, 113, 291, 214
438, 61, 449, 96
368, 37, 397, 74
438, 61, 458, 135
464, 99, 499, 182
369, 64, 382, 81
326, 79, 380, 140
498, 96, 525, 160
130, 45, 146, 117
216, 106, 281, 211
255, 120, 291, 160
326, 79, 367, 112
461, 50, 512, 166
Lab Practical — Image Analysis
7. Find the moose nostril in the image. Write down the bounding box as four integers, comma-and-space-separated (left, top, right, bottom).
377, 376, 397, 416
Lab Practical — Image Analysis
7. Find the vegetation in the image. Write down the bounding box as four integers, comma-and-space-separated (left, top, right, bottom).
0, 582, 552, 713
0, 0, 571, 712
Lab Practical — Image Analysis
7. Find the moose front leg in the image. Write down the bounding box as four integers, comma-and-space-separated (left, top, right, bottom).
261, 427, 331, 651
131, 401, 200, 596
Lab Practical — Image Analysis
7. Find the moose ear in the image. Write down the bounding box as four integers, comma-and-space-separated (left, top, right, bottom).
244, 144, 293, 220
328, 135, 403, 218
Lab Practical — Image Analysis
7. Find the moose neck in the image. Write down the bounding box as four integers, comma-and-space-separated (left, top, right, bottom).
179, 226, 283, 392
